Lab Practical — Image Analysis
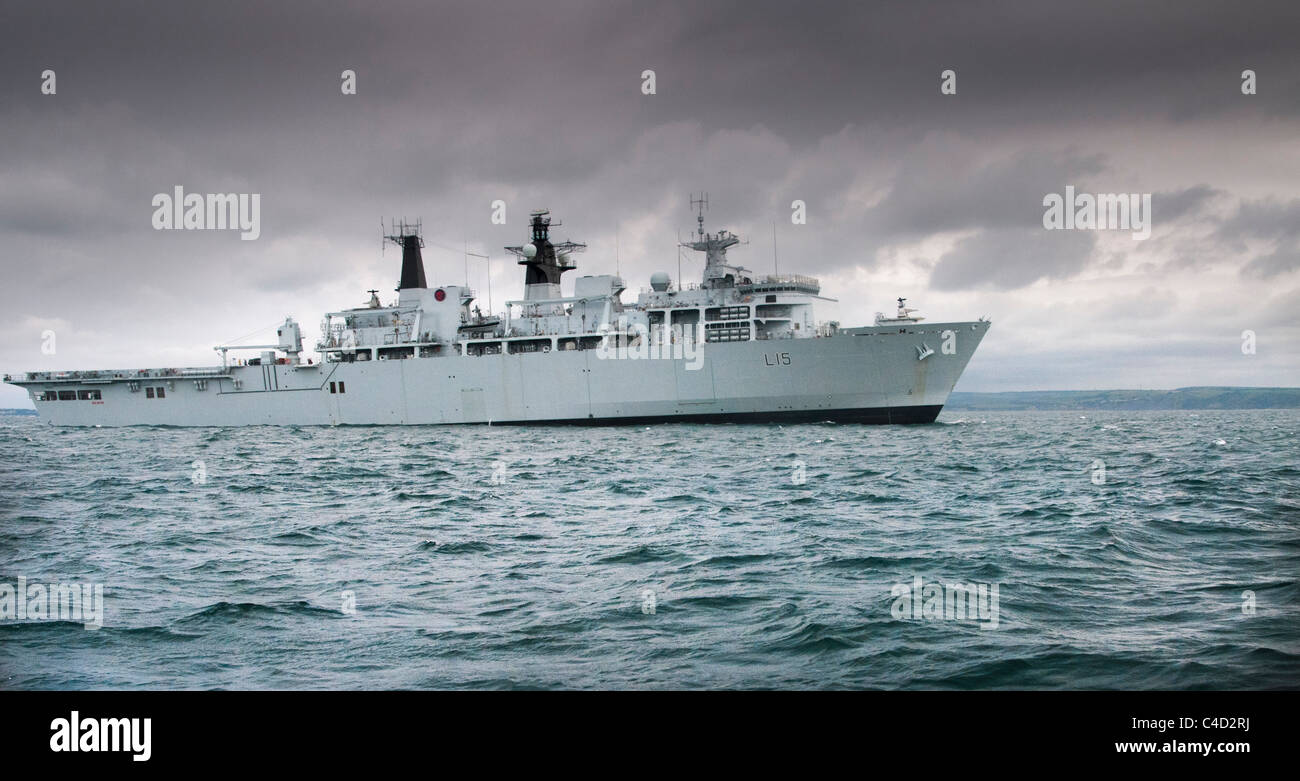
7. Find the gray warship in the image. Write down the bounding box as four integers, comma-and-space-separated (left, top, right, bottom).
6, 200, 989, 426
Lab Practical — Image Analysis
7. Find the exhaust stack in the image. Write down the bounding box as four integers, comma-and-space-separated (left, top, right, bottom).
385, 219, 427, 290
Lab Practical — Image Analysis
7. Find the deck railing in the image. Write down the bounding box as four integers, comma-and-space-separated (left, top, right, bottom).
18, 366, 231, 382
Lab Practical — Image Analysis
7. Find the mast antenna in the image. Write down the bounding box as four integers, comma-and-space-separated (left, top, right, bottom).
465, 247, 490, 312
690, 192, 708, 240
676, 229, 682, 287
772, 221, 778, 276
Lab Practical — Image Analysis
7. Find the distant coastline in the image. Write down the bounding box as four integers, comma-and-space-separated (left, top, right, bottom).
946, 387, 1300, 411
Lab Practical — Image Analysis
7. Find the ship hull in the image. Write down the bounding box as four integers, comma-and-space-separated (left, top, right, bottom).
10, 322, 988, 426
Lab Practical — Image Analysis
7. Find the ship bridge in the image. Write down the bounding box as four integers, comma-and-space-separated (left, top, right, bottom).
742, 274, 821, 295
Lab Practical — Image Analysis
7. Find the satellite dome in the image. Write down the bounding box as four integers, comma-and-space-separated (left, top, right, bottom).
650, 271, 671, 291
522, 243, 537, 259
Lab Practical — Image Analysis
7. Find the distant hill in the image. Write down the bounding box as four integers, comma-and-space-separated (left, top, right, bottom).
0, 408, 38, 416
946, 387, 1300, 411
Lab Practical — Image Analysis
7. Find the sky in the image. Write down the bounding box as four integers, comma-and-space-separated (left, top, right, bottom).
2, 0, 1298, 407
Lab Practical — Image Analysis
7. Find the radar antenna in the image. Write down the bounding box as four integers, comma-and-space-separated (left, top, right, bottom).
384, 218, 424, 248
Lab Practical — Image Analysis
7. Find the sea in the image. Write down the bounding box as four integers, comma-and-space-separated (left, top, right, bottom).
1, 410, 1297, 689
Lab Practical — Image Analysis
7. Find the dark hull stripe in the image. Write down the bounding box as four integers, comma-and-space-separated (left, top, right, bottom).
31, 405, 946, 427
487, 404, 944, 427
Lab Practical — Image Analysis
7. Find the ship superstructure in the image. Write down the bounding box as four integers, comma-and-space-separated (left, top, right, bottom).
6, 200, 989, 426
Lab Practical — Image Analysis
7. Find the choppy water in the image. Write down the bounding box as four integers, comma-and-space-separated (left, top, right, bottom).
1, 410, 1297, 689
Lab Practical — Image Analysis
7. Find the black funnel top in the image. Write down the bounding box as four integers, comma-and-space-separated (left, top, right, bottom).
398, 235, 427, 290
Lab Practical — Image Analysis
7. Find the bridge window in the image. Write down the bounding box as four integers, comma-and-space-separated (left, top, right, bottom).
58, 390, 77, 400
378, 346, 414, 360
77, 389, 102, 400
557, 336, 602, 351
466, 341, 504, 357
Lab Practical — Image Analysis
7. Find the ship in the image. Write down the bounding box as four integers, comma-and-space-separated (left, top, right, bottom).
5, 199, 990, 426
